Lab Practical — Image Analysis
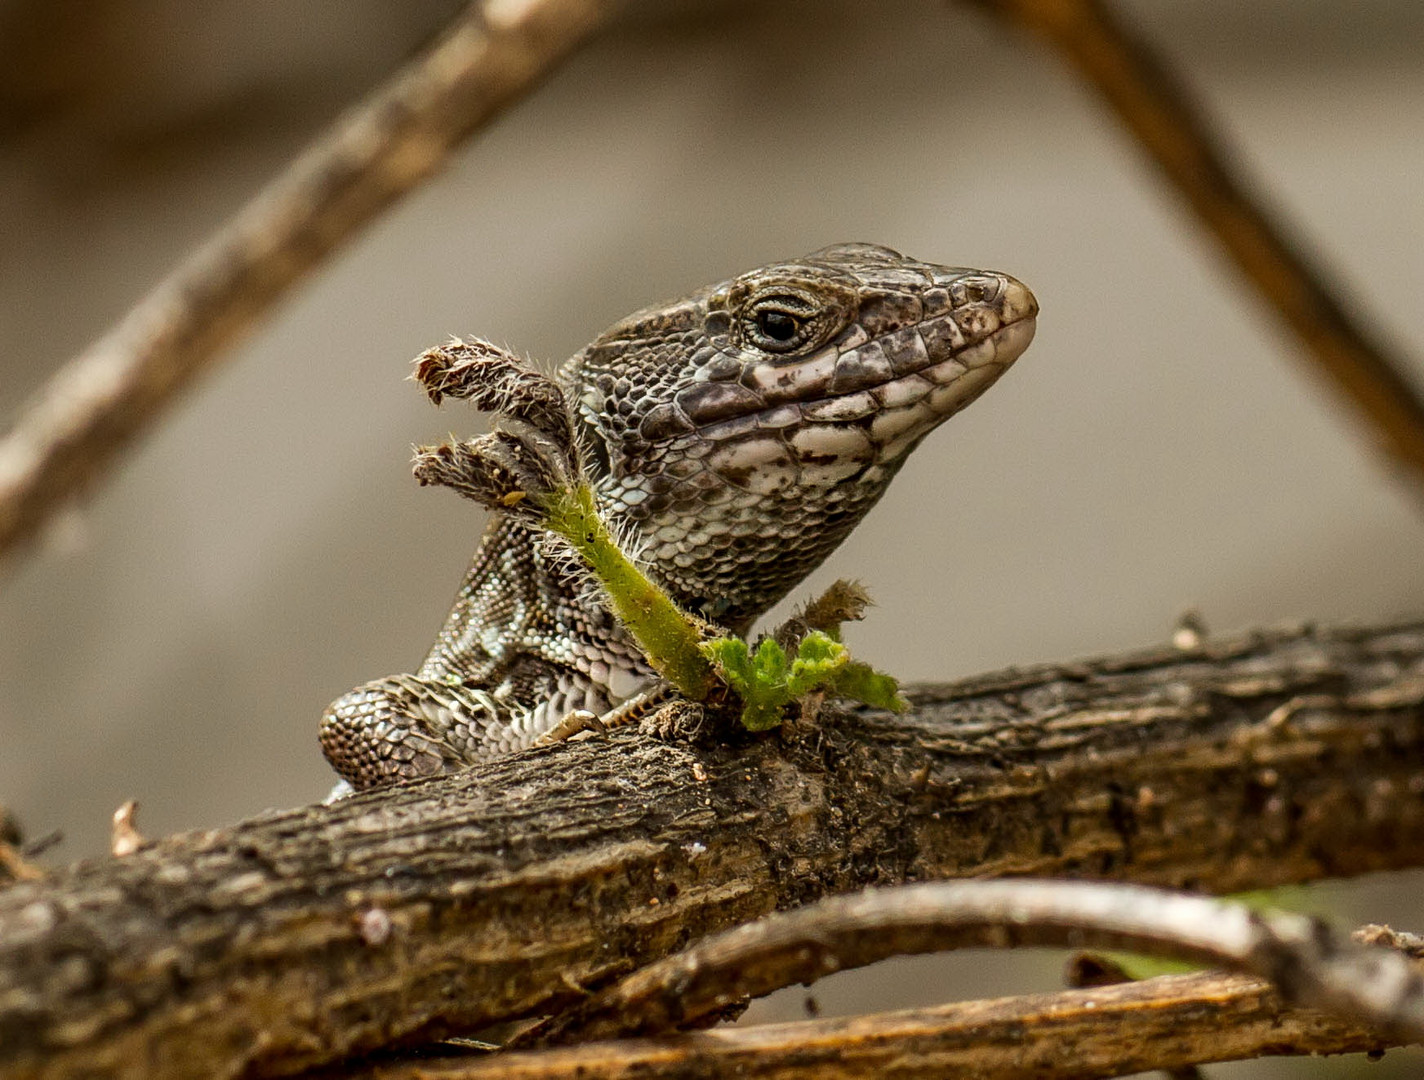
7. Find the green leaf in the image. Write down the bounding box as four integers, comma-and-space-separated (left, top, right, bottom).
701, 636, 755, 692
751, 637, 788, 684
703, 635, 795, 731
705, 630, 904, 731
831, 660, 907, 712
786, 631, 847, 696
738, 696, 790, 732
795, 630, 846, 668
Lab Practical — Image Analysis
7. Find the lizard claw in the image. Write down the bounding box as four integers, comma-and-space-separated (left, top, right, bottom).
413, 338, 575, 450
535, 709, 605, 746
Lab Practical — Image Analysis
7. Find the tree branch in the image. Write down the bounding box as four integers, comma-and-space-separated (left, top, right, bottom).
518, 880, 1424, 1046
342, 971, 1403, 1080
4, 620, 1424, 1078
0, 0, 614, 570
971, 0, 1424, 493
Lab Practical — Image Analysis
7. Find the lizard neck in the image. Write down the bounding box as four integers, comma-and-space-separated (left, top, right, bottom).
419, 515, 643, 689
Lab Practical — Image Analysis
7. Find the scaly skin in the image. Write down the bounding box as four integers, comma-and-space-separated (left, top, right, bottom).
320, 244, 1038, 789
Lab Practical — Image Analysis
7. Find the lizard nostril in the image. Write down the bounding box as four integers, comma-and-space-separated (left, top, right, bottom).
961, 276, 1003, 305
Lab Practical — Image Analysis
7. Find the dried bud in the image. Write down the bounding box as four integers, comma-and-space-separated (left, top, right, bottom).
414, 427, 573, 529
800, 579, 872, 630
413, 338, 573, 453
774, 578, 873, 652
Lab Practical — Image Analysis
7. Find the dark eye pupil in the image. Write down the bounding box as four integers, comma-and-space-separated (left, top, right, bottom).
758, 310, 799, 341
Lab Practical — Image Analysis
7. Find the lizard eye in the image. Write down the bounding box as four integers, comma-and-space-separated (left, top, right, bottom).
742, 291, 823, 354
756, 309, 800, 342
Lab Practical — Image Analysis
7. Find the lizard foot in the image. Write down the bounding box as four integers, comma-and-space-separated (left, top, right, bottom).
320, 675, 524, 790
534, 686, 679, 748
534, 709, 605, 745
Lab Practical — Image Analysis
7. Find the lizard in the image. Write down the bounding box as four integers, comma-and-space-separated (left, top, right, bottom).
320, 243, 1038, 790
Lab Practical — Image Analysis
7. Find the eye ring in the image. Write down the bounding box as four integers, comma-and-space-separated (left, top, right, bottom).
741, 290, 824, 354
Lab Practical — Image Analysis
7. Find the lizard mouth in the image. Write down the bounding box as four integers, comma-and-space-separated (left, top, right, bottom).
855, 311, 1037, 459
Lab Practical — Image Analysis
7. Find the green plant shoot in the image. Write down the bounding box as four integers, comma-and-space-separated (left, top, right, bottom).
539, 485, 906, 733
541, 483, 714, 701
702, 630, 908, 732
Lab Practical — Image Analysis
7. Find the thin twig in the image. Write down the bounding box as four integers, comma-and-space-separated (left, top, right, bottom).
970, 0, 1424, 493
346, 971, 1401, 1080
518, 880, 1424, 1047
1359, 925, 1424, 960
0, 805, 43, 882
1064, 952, 1207, 1080
0, 0, 614, 570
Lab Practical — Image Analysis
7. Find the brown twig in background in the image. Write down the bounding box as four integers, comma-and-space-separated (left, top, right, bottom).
1065, 953, 1206, 1080
0, 804, 44, 883
970, 0, 1424, 494
346, 971, 1401, 1080
1359, 925, 1424, 960
0, 0, 614, 571
517, 881, 1424, 1047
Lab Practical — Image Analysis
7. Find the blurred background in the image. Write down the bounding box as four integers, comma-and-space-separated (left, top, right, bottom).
1, 0, 1421, 1074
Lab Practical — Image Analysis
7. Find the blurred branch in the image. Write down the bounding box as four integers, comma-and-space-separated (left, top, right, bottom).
1360, 924, 1424, 959
1065, 952, 1207, 1080
5, 620, 1424, 1078
350, 969, 1407, 1080
0, 805, 45, 883
972, 0, 1424, 495
0, 0, 614, 571
519, 880, 1424, 1046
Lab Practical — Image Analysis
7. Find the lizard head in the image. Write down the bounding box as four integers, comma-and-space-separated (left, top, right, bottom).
561, 243, 1037, 630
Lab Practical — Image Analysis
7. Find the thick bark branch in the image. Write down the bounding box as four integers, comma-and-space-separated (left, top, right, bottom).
344, 971, 1401, 1080
4, 621, 1424, 1078
0, 0, 613, 569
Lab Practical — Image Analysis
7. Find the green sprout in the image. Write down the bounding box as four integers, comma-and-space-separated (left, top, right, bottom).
700, 630, 907, 732
501, 482, 908, 733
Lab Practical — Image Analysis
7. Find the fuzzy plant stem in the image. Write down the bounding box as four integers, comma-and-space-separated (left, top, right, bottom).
542, 484, 715, 701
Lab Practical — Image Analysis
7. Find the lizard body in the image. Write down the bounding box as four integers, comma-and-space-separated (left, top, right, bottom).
321, 244, 1037, 789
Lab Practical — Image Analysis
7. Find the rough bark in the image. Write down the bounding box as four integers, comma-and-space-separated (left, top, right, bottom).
4, 621, 1424, 1079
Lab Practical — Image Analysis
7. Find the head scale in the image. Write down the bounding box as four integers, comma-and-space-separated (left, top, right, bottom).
560, 244, 1037, 630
